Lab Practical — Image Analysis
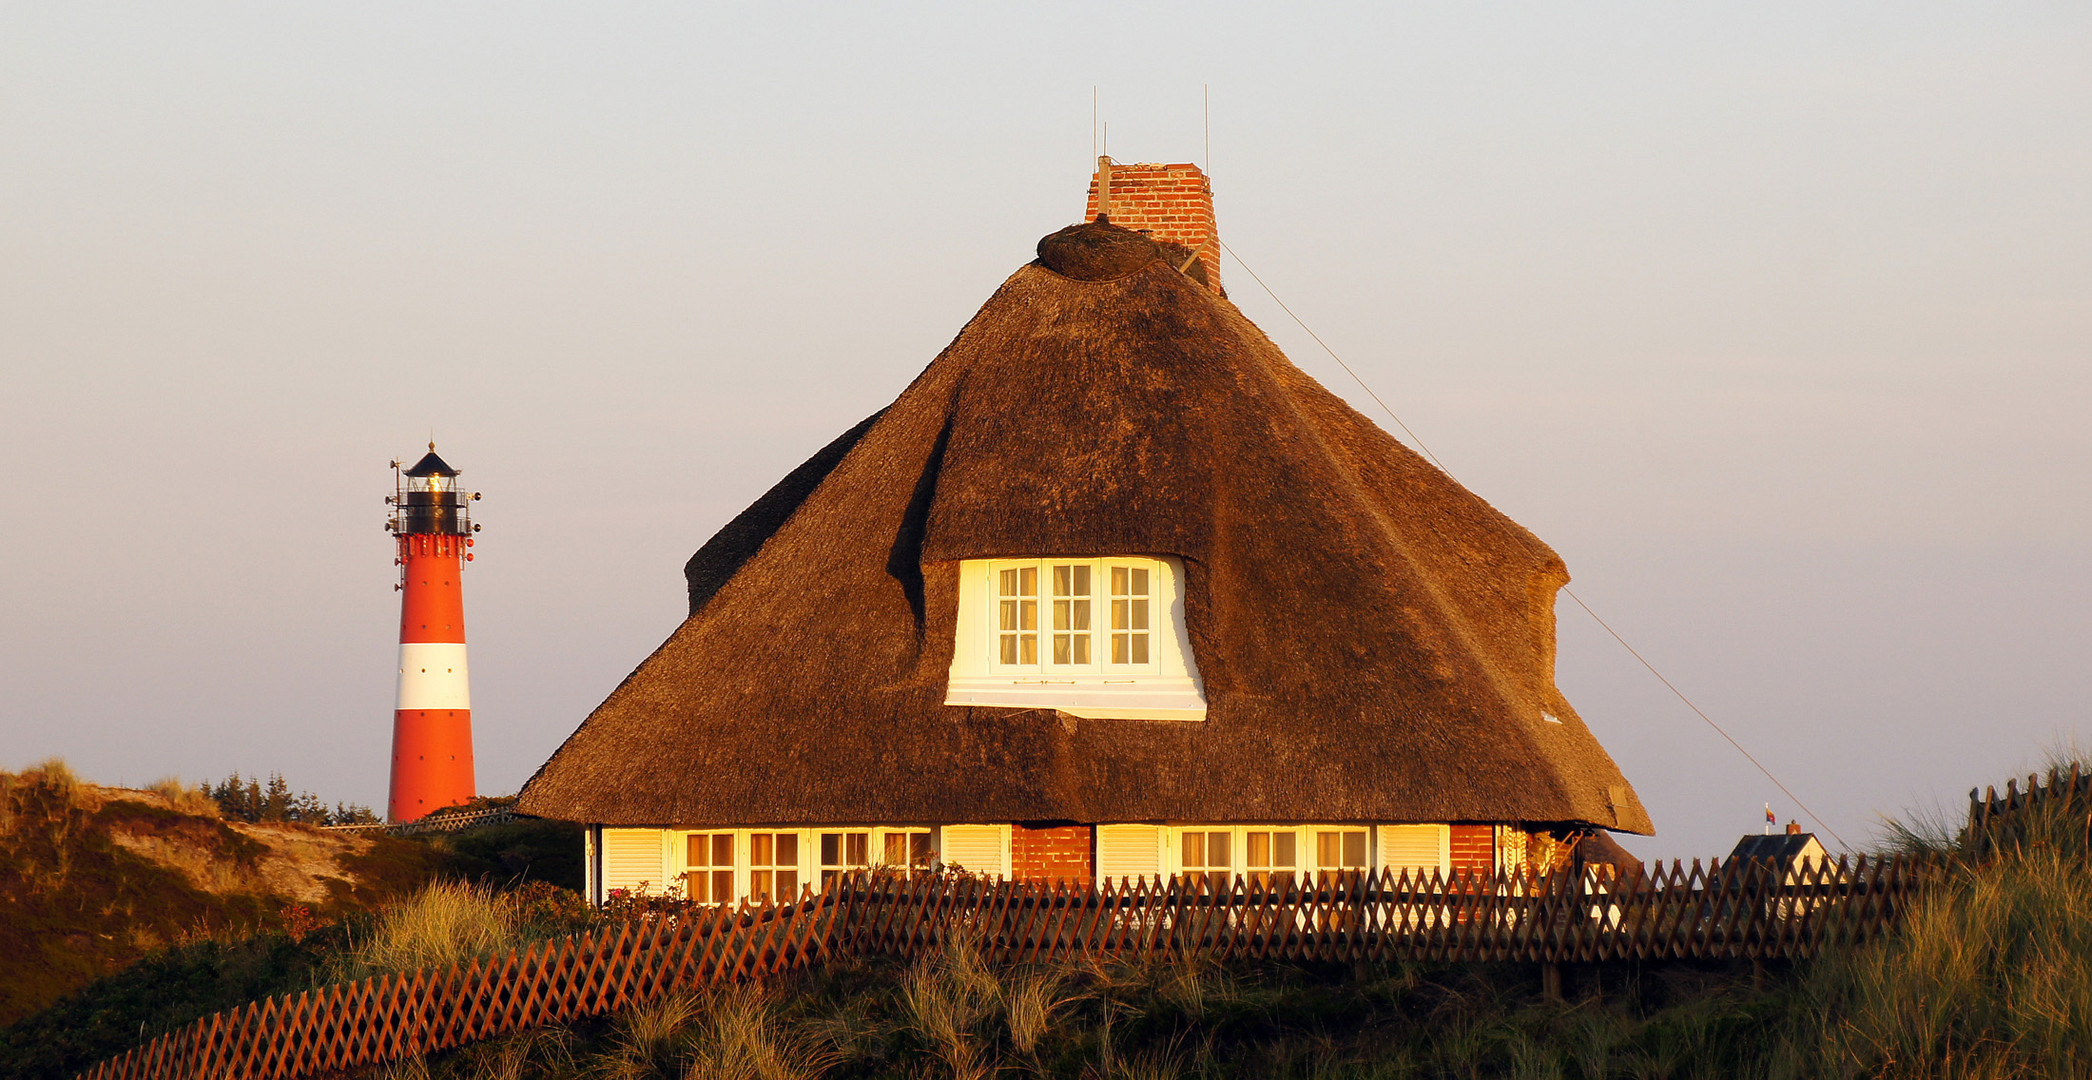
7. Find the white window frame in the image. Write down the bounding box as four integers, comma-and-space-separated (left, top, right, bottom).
1308, 827, 1372, 880
680, 830, 738, 904
661, 825, 970, 905
817, 829, 873, 890
1160, 825, 1446, 886
1166, 825, 1315, 884
947, 556, 1206, 720
746, 830, 805, 902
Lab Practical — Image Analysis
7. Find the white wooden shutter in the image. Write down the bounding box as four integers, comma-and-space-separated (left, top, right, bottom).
601, 828, 669, 895
1096, 824, 1163, 882
939, 825, 1008, 878
1378, 825, 1450, 877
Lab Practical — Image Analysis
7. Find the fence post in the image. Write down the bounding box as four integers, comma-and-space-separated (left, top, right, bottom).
1966, 787, 1983, 857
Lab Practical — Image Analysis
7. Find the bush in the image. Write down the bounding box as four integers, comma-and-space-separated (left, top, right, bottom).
147, 778, 221, 818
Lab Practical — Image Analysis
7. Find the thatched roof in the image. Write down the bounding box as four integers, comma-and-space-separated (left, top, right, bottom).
516, 220, 1652, 835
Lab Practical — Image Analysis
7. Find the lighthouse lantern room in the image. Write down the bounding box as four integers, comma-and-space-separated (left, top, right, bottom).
385, 445, 482, 822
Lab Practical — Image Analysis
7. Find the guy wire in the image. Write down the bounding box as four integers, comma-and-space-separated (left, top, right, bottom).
1216, 237, 1851, 851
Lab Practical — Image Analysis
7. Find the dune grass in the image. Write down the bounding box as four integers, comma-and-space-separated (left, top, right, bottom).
343, 782, 2092, 1080
19, 757, 2092, 1079
333, 881, 522, 981
1794, 775, 2092, 1077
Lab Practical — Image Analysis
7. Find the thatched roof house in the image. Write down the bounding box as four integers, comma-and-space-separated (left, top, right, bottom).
518, 160, 1650, 902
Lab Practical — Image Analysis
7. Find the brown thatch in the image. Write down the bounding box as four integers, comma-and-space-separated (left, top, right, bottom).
517, 219, 1652, 835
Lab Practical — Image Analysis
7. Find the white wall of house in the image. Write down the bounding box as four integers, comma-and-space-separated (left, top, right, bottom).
591, 822, 1469, 905
590, 824, 1011, 905
1123, 824, 1455, 882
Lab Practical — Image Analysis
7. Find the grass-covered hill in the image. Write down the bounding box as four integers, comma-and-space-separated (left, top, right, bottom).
320, 789, 2088, 1080
0, 761, 579, 1032
9, 758, 2092, 1078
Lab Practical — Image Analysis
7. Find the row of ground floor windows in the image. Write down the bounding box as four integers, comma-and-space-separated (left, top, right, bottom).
588, 823, 1506, 906
682, 829, 933, 903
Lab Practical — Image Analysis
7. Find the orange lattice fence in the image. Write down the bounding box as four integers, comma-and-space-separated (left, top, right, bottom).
78, 856, 1927, 1080
78, 889, 838, 1080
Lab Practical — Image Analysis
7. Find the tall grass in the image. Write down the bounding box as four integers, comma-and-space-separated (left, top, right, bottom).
0, 758, 90, 887
683, 984, 837, 1080
335, 881, 520, 981
146, 777, 221, 819
1797, 777, 2092, 1077
901, 932, 1005, 1080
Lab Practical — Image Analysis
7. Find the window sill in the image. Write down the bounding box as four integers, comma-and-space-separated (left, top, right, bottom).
944, 676, 1207, 721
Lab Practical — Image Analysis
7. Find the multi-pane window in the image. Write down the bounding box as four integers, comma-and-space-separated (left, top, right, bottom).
749, 832, 799, 901
1180, 829, 1232, 886
991, 559, 1160, 673
1110, 565, 1150, 665
881, 830, 934, 872
998, 567, 1038, 665
1244, 829, 1298, 886
683, 833, 734, 904
1313, 829, 1369, 881
1052, 564, 1092, 665
820, 830, 870, 887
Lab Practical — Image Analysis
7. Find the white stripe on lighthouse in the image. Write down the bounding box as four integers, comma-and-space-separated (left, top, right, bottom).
396, 643, 472, 710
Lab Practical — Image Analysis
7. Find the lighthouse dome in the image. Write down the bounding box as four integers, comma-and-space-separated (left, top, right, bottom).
404, 450, 459, 478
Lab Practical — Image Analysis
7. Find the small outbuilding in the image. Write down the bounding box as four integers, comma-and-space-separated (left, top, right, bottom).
1729, 826, 1833, 881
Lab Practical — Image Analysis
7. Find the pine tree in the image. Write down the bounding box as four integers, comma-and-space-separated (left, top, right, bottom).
260, 774, 292, 821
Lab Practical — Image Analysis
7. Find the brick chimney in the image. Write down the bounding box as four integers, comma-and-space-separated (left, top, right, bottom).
1084, 157, 1221, 294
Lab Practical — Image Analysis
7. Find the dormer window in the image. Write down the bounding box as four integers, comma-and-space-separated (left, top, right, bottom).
993, 559, 1155, 673
948, 556, 1206, 721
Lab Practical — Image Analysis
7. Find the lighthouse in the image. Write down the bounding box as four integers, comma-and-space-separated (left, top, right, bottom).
385, 445, 481, 822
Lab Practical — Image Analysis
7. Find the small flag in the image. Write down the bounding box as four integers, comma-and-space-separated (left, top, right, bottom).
1765, 803, 1776, 834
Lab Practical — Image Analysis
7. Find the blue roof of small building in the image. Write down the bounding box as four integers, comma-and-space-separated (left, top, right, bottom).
1730, 833, 1820, 861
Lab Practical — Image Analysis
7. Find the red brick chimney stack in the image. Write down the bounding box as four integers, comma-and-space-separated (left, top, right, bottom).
1084, 156, 1221, 294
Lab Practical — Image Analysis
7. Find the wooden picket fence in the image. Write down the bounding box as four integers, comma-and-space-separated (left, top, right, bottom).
1965, 763, 2092, 857
78, 854, 1924, 1080
840, 855, 1923, 965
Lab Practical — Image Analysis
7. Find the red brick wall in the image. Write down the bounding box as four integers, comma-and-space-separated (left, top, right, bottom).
1450, 824, 1496, 874
1012, 824, 1093, 883
1082, 159, 1221, 294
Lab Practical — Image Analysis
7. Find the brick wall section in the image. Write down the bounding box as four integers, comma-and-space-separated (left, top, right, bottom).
1450, 824, 1496, 874
1011, 824, 1093, 883
1082, 159, 1222, 294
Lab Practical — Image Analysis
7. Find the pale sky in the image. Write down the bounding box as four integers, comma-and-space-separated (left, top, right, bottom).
2, 3, 2086, 859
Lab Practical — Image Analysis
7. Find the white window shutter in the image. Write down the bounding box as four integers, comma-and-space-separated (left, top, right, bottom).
940, 825, 1007, 878
601, 828, 669, 894
1097, 824, 1163, 882
1378, 825, 1450, 876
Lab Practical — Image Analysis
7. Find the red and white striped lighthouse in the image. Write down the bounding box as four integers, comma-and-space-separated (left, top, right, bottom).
385, 445, 480, 822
